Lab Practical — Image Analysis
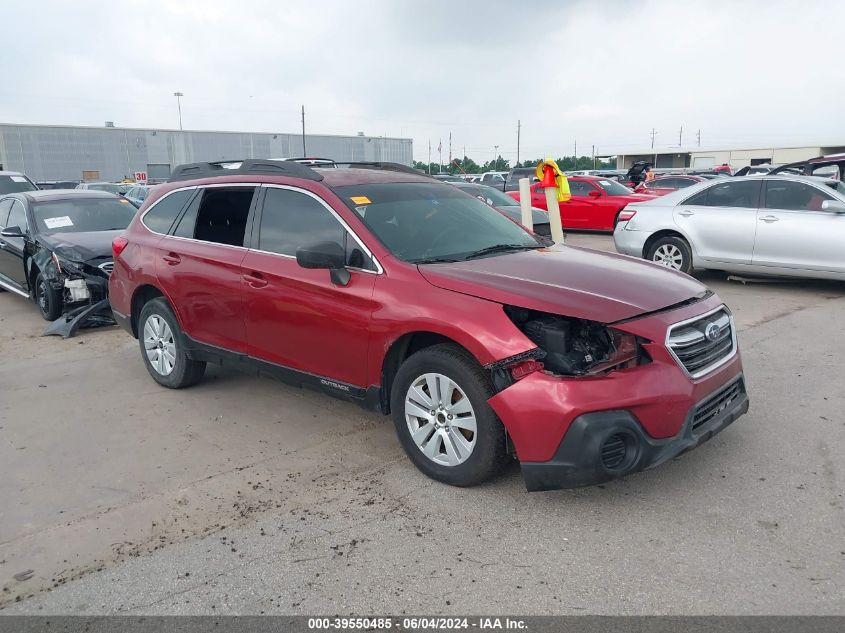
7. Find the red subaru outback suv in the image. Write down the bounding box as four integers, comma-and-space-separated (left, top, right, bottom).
109, 160, 748, 491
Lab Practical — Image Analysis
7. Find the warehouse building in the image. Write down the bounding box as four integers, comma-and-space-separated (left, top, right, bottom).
0, 123, 413, 182
609, 142, 845, 171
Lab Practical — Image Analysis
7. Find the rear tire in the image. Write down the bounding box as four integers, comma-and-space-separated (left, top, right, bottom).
34, 271, 63, 321
390, 344, 509, 487
138, 298, 206, 388
646, 235, 693, 274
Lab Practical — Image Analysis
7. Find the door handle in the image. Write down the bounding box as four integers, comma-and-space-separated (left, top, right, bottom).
243, 272, 269, 289
759, 215, 780, 223
678, 210, 694, 217
162, 253, 181, 265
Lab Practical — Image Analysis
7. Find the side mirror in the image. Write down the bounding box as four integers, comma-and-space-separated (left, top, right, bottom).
821, 200, 845, 214
588, 189, 603, 198
295, 241, 350, 285
1, 226, 25, 238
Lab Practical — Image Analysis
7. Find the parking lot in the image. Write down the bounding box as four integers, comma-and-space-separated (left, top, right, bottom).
0, 233, 842, 615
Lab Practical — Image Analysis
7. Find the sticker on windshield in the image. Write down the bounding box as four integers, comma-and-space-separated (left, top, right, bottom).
43, 216, 74, 229
350, 196, 371, 205
354, 206, 368, 217
599, 180, 613, 186
10, 176, 28, 183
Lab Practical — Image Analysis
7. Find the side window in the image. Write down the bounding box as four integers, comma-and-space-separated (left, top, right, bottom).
258, 187, 374, 270
704, 180, 760, 208
569, 181, 595, 196
189, 187, 256, 247
7, 201, 28, 231
0, 199, 13, 227
171, 191, 201, 238
142, 189, 194, 234
683, 189, 709, 205
765, 180, 833, 212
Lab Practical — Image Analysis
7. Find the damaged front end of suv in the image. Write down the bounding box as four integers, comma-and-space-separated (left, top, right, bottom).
33, 242, 115, 338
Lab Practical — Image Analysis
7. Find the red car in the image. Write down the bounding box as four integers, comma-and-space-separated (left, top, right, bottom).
640, 174, 708, 197
109, 160, 748, 491
507, 176, 657, 231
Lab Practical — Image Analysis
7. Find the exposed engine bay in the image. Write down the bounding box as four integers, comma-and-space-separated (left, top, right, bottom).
501, 305, 647, 379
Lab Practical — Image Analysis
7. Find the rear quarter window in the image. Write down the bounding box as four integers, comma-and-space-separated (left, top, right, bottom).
142, 189, 194, 234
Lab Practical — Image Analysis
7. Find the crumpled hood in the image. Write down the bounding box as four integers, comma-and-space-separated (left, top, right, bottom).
38, 230, 123, 263
418, 246, 708, 323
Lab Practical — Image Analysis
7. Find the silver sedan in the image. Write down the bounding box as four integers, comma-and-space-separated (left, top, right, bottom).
613, 175, 845, 280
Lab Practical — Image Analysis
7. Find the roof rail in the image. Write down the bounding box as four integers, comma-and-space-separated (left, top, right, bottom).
168, 159, 324, 182
332, 161, 427, 176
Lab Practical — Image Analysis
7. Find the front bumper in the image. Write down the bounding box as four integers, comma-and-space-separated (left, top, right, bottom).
520, 375, 748, 491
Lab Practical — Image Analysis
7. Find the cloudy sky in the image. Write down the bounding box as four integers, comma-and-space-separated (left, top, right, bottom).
1, 0, 843, 163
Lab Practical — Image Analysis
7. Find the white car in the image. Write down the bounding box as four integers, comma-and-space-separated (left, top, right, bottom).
614, 175, 845, 280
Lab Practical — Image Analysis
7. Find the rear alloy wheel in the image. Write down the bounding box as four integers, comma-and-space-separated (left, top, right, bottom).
391, 344, 509, 487
34, 271, 62, 321
646, 236, 693, 274
138, 298, 206, 388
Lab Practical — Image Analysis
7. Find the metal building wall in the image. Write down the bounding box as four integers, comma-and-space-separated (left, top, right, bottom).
0, 124, 413, 181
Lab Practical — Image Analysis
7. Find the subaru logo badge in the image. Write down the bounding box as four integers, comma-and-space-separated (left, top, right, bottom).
705, 322, 721, 342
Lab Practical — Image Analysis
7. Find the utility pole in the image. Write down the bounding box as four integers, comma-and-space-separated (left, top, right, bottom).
493, 145, 499, 171
574, 140, 577, 169
650, 128, 657, 149
448, 132, 452, 168
516, 120, 521, 165
679, 126, 683, 147
301, 105, 307, 156
438, 139, 442, 173
592, 144, 596, 169
696, 129, 701, 147
173, 92, 184, 130
427, 140, 431, 174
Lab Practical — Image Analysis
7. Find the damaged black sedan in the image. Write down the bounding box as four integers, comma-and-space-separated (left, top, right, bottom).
0, 190, 135, 336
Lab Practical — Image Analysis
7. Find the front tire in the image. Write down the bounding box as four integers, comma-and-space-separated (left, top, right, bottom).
390, 344, 509, 487
138, 298, 206, 388
34, 271, 62, 321
646, 235, 693, 274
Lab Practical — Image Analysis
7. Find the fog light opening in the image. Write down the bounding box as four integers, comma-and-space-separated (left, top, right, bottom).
600, 432, 639, 472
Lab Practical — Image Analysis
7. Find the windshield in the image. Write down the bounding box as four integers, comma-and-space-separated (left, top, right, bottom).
88, 183, 122, 194
32, 197, 137, 234
0, 175, 38, 195
594, 179, 634, 195
335, 182, 543, 263
463, 184, 520, 207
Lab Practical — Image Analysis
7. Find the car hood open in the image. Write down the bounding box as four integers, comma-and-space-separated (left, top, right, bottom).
38, 230, 123, 263
418, 246, 709, 323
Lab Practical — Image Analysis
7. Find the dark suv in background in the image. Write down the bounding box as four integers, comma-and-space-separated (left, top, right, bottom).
504, 167, 538, 192
109, 159, 747, 491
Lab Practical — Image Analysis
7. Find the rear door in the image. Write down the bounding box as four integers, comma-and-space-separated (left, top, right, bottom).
673, 179, 761, 264
152, 186, 256, 352
752, 179, 845, 273
241, 185, 378, 388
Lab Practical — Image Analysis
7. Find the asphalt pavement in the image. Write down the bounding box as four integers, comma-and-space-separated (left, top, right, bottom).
1, 234, 843, 614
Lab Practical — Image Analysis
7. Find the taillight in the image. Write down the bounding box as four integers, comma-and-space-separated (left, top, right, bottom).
618, 209, 637, 222
112, 236, 129, 257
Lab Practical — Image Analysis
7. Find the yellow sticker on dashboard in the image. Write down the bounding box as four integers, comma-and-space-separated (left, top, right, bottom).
350, 196, 371, 204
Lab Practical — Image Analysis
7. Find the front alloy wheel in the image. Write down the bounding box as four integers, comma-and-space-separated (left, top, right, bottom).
405, 372, 477, 467
390, 343, 509, 487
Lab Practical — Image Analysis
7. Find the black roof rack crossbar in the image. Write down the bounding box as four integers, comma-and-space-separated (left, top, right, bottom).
167, 159, 324, 182
331, 161, 426, 176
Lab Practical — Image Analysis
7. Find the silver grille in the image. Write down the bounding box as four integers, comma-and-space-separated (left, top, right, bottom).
99, 260, 114, 275
666, 306, 736, 378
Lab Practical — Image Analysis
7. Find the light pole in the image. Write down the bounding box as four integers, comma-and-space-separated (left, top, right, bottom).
173, 92, 184, 130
